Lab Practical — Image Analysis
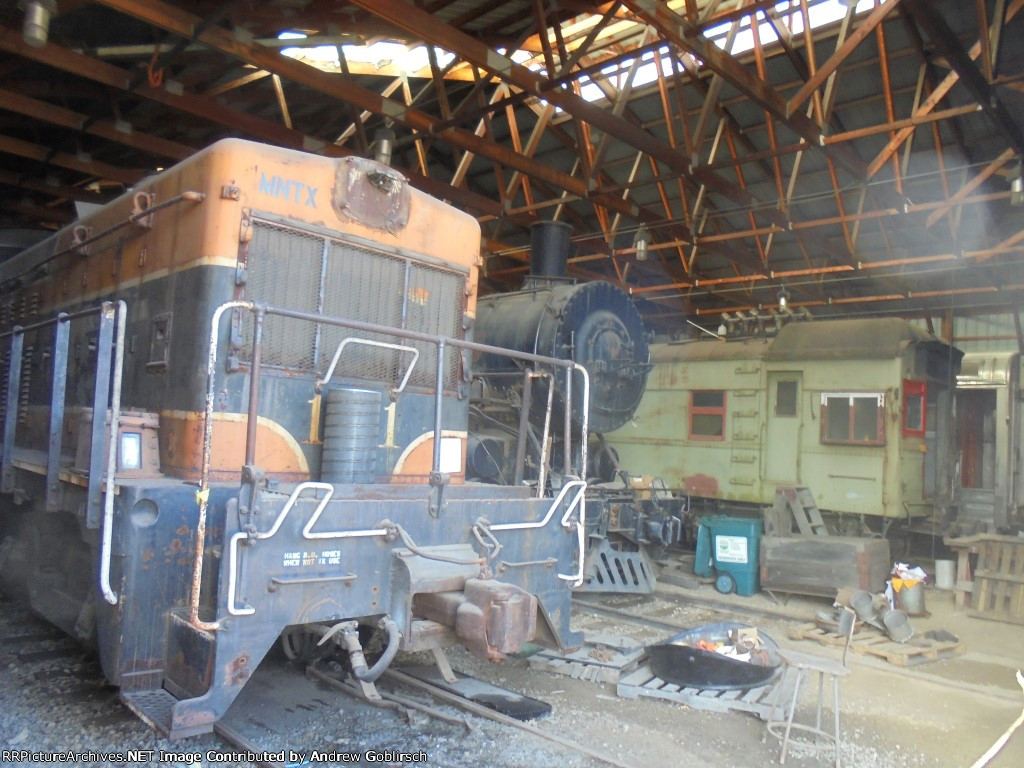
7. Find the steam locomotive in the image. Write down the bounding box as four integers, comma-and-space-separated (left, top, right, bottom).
0, 139, 587, 738
469, 222, 682, 593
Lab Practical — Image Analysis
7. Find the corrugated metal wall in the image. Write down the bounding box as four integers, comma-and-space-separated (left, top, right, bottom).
912, 313, 1021, 354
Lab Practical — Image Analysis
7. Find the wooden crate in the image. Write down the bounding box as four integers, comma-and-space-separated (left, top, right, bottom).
968, 537, 1024, 624
760, 535, 891, 597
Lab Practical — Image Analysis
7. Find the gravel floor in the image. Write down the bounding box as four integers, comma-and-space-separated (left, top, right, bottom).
2, 588, 1022, 768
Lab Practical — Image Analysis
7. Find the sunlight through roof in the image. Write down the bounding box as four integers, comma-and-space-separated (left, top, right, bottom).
278, 0, 878, 103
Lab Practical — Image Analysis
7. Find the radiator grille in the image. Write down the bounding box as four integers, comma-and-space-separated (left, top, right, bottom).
241, 219, 465, 388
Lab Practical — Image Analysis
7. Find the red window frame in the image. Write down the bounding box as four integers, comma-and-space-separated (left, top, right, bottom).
689, 390, 726, 441
902, 379, 927, 438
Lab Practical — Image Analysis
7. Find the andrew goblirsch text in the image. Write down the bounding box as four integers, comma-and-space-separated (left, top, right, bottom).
1, 748, 429, 764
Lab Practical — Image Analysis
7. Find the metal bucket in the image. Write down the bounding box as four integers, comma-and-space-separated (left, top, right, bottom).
898, 582, 926, 615
321, 387, 381, 484
882, 609, 914, 643
935, 560, 955, 591
850, 590, 875, 622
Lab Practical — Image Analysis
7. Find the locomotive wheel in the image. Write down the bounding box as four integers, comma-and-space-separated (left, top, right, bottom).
714, 571, 736, 595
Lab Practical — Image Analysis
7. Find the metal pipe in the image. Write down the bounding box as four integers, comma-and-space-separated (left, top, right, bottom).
353, 617, 400, 682
192, 300, 252, 630
0, 303, 114, 339
513, 370, 534, 486
563, 365, 572, 476
432, 339, 446, 477
536, 373, 555, 497
8, 191, 206, 283
1, 329, 23, 495
100, 301, 126, 605
574, 363, 590, 480
490, 478, 586, 532
244, 307, 264, 466
252, 303, 581, 372
316, 337, 418, 395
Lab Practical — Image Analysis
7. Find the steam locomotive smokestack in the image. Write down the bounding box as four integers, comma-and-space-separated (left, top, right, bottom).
529, 221, 573, 279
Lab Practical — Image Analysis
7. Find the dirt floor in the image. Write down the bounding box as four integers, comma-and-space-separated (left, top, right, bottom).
443, 578, 1024, 768
1, 572, 1022, 767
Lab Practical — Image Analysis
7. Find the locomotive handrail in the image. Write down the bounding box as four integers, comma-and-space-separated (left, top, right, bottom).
315, 337, 419, 396
193, 300, 591, 630
2, 192, 206, 283
489, 478, 587, 587
225, 481, 393, 616
100, 301, 127, 605
0, 301, 126, 607
489, 478, 587, 532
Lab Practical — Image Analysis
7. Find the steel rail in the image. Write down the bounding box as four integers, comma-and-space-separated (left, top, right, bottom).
382, 668, 644, 768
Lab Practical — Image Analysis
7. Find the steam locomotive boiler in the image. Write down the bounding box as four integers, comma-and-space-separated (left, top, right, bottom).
0, 139, 586, 738
469, 223, 680, 592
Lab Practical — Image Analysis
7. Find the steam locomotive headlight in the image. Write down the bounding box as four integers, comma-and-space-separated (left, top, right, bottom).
120, 432, 143, 470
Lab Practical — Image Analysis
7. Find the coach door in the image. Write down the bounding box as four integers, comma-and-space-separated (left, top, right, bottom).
765, 373, 802, 484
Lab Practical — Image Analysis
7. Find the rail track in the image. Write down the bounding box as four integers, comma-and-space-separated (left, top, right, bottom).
0, 591, 636, 767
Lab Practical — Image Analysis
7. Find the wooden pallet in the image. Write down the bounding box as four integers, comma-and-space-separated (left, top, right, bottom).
788, 623, 964, 666
968, 537, 1024, 625
528, 634, 645, 684
617, 664, 793, 721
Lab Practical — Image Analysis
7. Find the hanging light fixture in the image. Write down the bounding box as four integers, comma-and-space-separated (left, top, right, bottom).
633, 223, 650, 261
778, 285, 790, 310
373, 127, 395, 167
1011, 159, 1024, 207
22, 0, 57, 48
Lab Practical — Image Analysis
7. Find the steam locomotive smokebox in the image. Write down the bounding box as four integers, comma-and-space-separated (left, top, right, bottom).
474, 267, 650, 434
529, 220, 573, 278
321, 387, 381, 483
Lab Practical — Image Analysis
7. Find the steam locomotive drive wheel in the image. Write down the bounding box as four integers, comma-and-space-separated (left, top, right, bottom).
714, 571, 736, 595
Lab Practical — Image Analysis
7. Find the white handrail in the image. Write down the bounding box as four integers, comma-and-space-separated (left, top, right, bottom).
316, 337, 419, 395
227, 481, 391, 616
99, 300, 127, 605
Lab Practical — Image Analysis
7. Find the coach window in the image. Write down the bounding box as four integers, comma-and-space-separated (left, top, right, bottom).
690, 390, 726, 440
820, 393, 885, 446
902, 380, 926, 438
775, 380, 798, 417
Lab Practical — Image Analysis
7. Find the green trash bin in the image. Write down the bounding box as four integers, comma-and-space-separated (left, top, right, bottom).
694, 516, 763, 596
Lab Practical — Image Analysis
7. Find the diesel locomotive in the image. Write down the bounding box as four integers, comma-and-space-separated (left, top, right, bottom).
469, 222, 681, 592
0, 139, 587, 738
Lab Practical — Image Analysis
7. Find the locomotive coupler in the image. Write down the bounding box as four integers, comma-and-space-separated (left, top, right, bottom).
413, 578, 537, 662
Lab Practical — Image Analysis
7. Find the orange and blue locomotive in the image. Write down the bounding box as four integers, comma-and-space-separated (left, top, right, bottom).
0, 139, 585, 737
